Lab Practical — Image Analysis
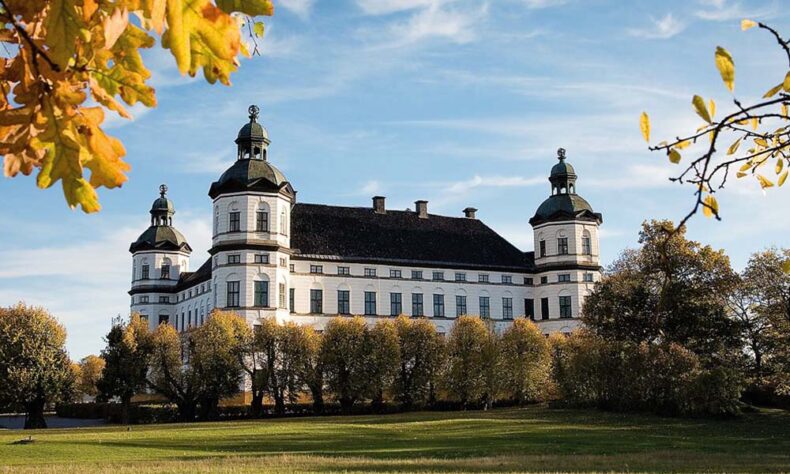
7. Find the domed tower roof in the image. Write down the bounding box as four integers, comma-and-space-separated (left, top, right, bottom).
529, 148, 602, 226
129, 185, 192, 253
208, 105, 294, 199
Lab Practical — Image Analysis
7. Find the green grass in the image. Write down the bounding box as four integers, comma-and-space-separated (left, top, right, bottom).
1, 405, 789, 473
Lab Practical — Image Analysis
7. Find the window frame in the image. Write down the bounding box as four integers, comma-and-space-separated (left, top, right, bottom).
256, 210, 269, 232
310, 289, 323, 314
559, 296, 572, 318
254, 280, 269, 307
364, 291, 377, 316
433, 294, 445, 317
455, 295, 467, 317
390, 292, 402, 316
228, 211, 241, 232
226, 281, 240, 308
479, 296, 490, 318
557, 237, 569, 255
412, 293, 424, 317
503, 297, 513, 320
338, 290, 351, 315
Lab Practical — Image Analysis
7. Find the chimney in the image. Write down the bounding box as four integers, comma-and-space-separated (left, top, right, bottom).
463, 207, 477, 219
415, 200, 428, 219
372, 196, 386, 214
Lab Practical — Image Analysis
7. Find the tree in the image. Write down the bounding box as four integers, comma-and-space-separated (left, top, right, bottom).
583, 220, 740, 362
365, 320, 400, 409
499, 319, 551, 404
0, 0, 273, 212
237, 318, 265, 417
76, 355, 106, 400
190, 311, 246, 420
97, 314, 152, 424
320, 316, 371, 412
444, 316, 489, 408
269, 321, 313, 415
147, 323, 202, 421
0, 303, 75, 429
393, 316, 445, 409
640, 21, 790, 229
300, 325, 325, 414
480, 324, 501, 410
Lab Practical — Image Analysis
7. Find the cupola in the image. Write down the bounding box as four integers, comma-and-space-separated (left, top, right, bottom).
130, 185, 192, 253
530, 148, 602, 226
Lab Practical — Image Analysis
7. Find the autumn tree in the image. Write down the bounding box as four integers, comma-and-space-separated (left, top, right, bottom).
365, 320, 400, 409
300, 325, 325, 413
640, 21, 790, 229
76, 354, 106, 400
270, 322, 314, 415
499, 319, 551, 404
320, 316, 371, 412
0, 0, 273, 212
393, 316, 445, 409
97, 313, 152, 424
0, 303, 75, 429
147, 323, 202, 421
444, 316, 489, 408
190, 311, 246, 420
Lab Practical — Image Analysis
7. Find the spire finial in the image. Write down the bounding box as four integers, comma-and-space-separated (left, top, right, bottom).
248, 104, 260, 123
557, 147, 566, 161
159, 184, 168, 197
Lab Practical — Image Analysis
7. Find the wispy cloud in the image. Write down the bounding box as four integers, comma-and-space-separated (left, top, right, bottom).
519, 0, 568, 9
277, 0, 315, 19
694, 0, 777, 21
627, 13, 685, 39
355, 0, 440, 15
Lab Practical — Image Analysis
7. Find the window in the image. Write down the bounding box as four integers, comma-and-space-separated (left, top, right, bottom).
541, 297, 549, 320
433, 294, 445, 317
390, 293, 402, 316
228, 254, 241, 264
364, 292, 377, 316
159, 296, 170, 304
524, 277, 534, 286
503, 297, 513, 320
364, 268, 377, 277
310, 289, 323, 313
478, 274, 489, 283
254, 281, 269, 307
229, 211, 241, 232
279, 283, 287, 309
540, 276, 548, 284
280, 210, 287, 235
254, 254, 269, 264
455, 295, 467, 317
412, 293, 424, 316
141, 264, 150, 280
310, 265, 323, 274
525, 298, 535, 320
279, 257, 287, 267
338, 266, 350, 276
584, 273, 594, 282
557, 237, 569, 255
158, 314, 169, 325
559, 296, 572, 318
256, 210, 268, 232
501, 275, 513, 284
558, 274, 571, 282
227, 281, 240, 307
432, 271, 444, 281
582, 236, 592, 255
289, 288, 295, 313
455, 272, 466, 282
290, 264, 295, 272
139, 314, 148, 323
479, 296, 490, 318
338, 290, 350, 315
411, 270, 423, 280
389, 269, 402, 278
189, 290, 193, 298
140, 296, 149, 303
188, 310, 192, 327
160, 264, 170, 279
539, 240, 546, 257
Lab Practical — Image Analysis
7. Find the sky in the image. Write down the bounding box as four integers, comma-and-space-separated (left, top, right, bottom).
1, 0, 788, 359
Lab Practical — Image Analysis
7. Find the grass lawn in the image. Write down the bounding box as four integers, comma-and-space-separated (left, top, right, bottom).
1, 405, 788, 473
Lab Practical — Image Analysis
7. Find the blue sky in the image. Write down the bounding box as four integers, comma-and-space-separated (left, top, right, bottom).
1, 0, 788, 359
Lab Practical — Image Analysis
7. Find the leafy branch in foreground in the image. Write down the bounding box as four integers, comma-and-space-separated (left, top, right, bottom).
640, 20, 790, 231
0, 0, 273, 212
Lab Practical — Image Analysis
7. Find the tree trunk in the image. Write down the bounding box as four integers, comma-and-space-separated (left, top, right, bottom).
120, 395, 131, 425
339, 396, 354, 414
177, 401, 196, 422
310, 385, 324, 414
24, 398, 47, 429
250, 392, 265, 418
273, 390, 285, 416
371, 388, 384, 412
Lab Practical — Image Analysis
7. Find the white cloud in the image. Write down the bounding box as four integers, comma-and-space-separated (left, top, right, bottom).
627, 13, 685, 39
520, 0, 568, 9
361, 180, 382, 195
695, 0, 777, 21
278, 0, 314, 19
444, 175, 545, 194
355, 0, 440, 15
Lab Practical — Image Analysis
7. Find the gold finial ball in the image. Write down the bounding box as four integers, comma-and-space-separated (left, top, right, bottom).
159, 184, 168, 196
248, 105, 260, 121
557, 148, 566, 160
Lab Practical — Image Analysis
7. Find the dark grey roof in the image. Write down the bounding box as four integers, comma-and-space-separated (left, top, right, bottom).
208, 159, 292, 199
236, 121, 268, 143
529, 194, 602, 226
129, 226, 192, 253
291, 203, 534, 271
176, 257, 212, 290
150, 196, 175, 214
550, 160, 576, 177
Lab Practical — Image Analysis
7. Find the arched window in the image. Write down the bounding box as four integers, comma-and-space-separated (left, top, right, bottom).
160, 258, 172, 279
280, 210, 287, 235
256, 203, 270, 232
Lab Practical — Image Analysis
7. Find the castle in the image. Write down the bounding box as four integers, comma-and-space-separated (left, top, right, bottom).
129, 106, 603, 335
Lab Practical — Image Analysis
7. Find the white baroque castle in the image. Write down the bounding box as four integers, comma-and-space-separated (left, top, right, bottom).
129, 106, 603, 335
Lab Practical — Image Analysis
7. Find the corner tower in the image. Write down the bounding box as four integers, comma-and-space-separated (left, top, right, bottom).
529, 148, 602, 330
129, 185, 192, 328
208, 105, 295, 324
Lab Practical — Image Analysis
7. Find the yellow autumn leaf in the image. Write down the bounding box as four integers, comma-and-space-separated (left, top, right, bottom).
675, 140, 691, 150
639, 112, 650, 143
757, 174, 774, 189
669, 149, 681, 164
741, 19, 758, 30
736, 171, 748, 178
143, 0, 167, 34
702, 195, 718, 218
755, 137, 769, 147
215, 0, 274, 16
783, 260, 790, 273
709, 98, 716, 118
44, 0, 83, 69
751, 117, 758, 130
253, 21, 265, 38
777, 159, 785, 174
714, 46, 735, 92
692, 95, 712, 123
782, 104, 788, 118
103, 8, 129, 49
779, 170, 788, 187
727, 137, 742, 155
785, 71, 790, 92
764, 83, 784, 98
